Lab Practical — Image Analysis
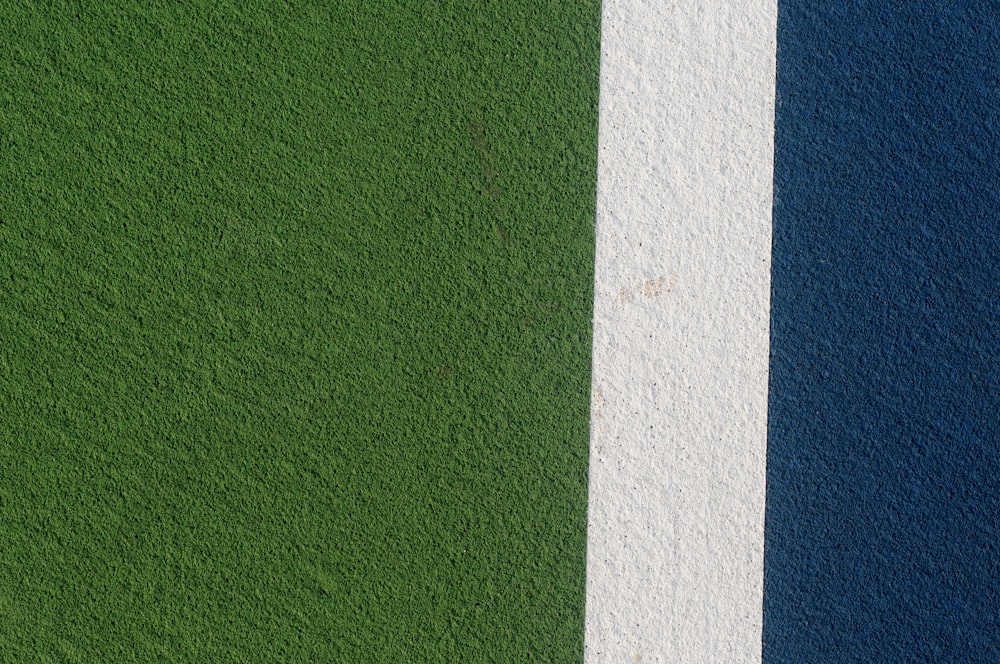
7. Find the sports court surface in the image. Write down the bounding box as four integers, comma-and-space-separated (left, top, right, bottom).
1, 1, 996, 661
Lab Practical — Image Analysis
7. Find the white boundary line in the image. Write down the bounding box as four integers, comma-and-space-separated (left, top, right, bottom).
585, 1, 777, 661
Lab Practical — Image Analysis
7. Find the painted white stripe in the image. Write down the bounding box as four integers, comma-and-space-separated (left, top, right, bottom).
585, 1, 777, 661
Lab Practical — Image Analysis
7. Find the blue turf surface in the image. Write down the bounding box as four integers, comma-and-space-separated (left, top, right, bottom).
764, 2, 1000, 661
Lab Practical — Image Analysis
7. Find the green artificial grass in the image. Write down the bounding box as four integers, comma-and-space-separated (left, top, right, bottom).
0, 1, 601, 661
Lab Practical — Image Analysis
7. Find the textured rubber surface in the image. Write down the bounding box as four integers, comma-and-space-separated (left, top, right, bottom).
586, 1, 775, 661
765, 3, 1000, 661
0, 2, 601, 660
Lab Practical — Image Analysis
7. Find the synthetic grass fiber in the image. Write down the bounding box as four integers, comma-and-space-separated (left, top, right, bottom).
0, 1, 601, 660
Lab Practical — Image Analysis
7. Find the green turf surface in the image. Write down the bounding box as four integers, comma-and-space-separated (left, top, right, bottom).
0, 1, 601, 660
